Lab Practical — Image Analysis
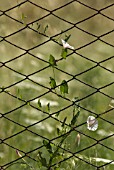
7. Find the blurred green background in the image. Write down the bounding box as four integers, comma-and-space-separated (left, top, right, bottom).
0, 0, 114, 169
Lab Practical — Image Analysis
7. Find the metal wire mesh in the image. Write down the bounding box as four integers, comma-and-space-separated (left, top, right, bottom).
0, 0, 114, 169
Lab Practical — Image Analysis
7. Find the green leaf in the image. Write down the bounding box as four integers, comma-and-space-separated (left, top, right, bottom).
20, 164, 27, 169
36, 23, 41, 30
49, 55, 57, 67
21, 13, 27, 24
62, 117, 67, 127
61, 48, 67, 59
55, 167, 60, 170
71, 110, 80, 126
60, 80, 68, 95
44, 24, 49, 34
21, 13, 25, 21
43, 140, 53, 154
37, 99, 42, 109
64, 34, 71, 42
46, 103, 50, 113
71, 113, 78, 126
55, 112, 60, 117
38, 151, 47, 167
16, 88, 22, 99
72, 97, 79, 114
43, 140, 48, 146
49, 77, 56, 89
56, 128, 60, 135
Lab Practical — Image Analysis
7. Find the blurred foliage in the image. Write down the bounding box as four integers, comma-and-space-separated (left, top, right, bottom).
0, 0, 114, 169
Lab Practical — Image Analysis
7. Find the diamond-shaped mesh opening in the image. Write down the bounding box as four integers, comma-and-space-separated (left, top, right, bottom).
0, 0, 114, 169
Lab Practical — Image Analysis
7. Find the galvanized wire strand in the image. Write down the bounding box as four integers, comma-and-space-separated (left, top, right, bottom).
0, 0, 114, 169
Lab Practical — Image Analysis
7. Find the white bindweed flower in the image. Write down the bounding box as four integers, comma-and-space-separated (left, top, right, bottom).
61, 39, 74, 50
87, 116, 98, 131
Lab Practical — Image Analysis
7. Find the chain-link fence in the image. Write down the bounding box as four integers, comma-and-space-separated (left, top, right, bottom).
0, 0, 114, 169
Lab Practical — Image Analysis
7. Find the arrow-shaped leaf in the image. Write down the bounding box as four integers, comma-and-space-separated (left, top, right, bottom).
60, 80, 68, 95
49, 77, 56, 89
49, 55, 57, 67
38, 151, 47, 167
61, 48, 67, 59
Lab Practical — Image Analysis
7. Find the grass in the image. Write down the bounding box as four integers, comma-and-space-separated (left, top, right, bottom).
0, 0, 114, 169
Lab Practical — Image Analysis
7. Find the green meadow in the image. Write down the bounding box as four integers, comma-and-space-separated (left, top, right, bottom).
0, 1, 114, 169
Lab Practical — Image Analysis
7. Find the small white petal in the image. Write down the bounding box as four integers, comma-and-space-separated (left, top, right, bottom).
87, 116, 98, 131
61, 39, 74, 50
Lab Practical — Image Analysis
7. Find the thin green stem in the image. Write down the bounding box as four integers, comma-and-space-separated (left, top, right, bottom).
47, 131, 71, 169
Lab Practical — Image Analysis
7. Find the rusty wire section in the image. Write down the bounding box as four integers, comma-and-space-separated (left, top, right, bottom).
0, 0, 114, 169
